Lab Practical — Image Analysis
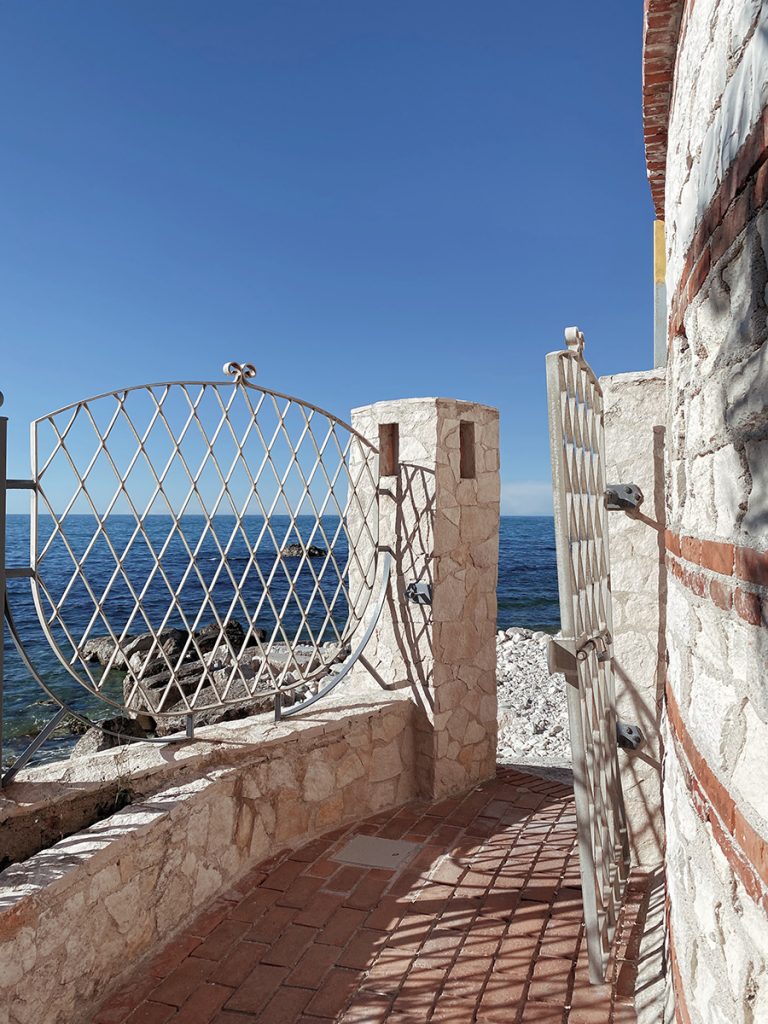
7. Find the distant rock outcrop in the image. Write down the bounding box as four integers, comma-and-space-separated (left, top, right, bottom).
280, 543, 327, 558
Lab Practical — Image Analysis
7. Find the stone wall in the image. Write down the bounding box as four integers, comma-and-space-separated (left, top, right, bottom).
665, 1, 768, 291
658, 2, 768, 1020
351, 398, 500, 800
600, 369, 666, 869
0, 693, 415, 1024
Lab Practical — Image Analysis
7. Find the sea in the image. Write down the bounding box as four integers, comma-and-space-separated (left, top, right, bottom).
1, 514, 558, 769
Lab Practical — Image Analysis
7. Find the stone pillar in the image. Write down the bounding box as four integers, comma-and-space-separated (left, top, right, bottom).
600, 369, 666, 868
351, 398, 500, 800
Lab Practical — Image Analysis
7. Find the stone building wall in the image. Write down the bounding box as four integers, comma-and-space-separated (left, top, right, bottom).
600, 369, 666, 869
657, 2, 768, 1020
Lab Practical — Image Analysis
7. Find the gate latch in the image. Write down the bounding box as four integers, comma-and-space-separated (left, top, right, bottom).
617, 721, 644, 750
406, 580, 432, 605
547, 629, 612, 675
604, 483, 644, 511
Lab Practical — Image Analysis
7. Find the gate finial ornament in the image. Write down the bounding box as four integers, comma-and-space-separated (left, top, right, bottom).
564, 326, 585, 356
223, 361, 257, 383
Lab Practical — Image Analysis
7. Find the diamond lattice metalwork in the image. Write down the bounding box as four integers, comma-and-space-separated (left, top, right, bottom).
546, 328, 630, 983
28, 364, 380, 721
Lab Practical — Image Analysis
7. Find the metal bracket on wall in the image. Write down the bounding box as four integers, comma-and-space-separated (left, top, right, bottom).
405, 580, 432, 606
617, 721, 644, 750
604, 483, 644, 511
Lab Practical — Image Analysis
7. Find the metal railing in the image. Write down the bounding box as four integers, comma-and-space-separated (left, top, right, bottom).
1, 361, 388, 783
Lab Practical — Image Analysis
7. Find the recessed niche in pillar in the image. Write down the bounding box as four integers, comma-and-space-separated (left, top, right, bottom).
460, 421, 476, 479
379, 423, 399, 477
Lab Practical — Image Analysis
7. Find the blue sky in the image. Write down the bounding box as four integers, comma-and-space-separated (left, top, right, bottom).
1, 1, 652, 514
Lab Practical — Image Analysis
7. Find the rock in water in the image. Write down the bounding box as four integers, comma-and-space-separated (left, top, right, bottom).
280, 543, 327, 558
123, 628, 188, 664
80, 636, 132, 669
71, 716, 149, 758
195, 620, 246, 654
81, 629, 188, 670
194, 621, 267, 653
124, 659, 203, 708
122, 620, 271, 714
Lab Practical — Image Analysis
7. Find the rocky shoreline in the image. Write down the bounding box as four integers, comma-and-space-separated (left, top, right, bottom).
71, 624, 348, 757
64, 624, 569, 763
496, 627, 570, 766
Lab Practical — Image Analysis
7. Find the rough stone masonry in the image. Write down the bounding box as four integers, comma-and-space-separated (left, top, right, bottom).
351, 397, 500, 800
643, 2, 768, 1021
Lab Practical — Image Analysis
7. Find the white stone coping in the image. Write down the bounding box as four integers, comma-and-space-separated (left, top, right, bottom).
351, 396, 499, 417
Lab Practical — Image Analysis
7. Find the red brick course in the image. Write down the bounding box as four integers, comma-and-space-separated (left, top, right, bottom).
665, 529, 768, 626
95, 767, 644, 1024
708, 579, 733, 612
642, 0, 686, 215
735, 546, 768, 588
733, 587, 764, 627
667, 916, 693, 1024
666, 685, 768, 910
669, 104, 768, 340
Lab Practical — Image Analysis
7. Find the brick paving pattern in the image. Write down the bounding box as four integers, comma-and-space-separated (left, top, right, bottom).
95, 766, 647, 1023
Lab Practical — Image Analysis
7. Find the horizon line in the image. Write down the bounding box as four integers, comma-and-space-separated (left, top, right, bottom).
6, 511, 555, 519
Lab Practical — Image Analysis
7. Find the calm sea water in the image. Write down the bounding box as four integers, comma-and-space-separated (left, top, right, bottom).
2, 514, 558, 768
496, 516, 559, 634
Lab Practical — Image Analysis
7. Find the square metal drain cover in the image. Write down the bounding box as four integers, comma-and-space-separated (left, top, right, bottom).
332, 835, 420, 871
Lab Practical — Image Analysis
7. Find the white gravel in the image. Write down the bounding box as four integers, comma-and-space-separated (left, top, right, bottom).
496, 627, 571, 766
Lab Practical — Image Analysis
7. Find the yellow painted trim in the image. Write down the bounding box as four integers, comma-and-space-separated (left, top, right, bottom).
654, 220, 666, 284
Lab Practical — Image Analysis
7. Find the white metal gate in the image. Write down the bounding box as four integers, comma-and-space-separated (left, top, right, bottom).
1, 361, 389, 782
546, 328, 631, 983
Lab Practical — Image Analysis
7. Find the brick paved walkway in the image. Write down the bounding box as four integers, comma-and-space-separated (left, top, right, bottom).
95, 766, 648, 1024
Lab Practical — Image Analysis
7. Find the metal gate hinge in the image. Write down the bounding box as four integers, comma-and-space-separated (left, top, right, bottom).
405, 580, 432, 605
604, 483, 644, 511
547, 629, 613, 675
617, 721, 644, 750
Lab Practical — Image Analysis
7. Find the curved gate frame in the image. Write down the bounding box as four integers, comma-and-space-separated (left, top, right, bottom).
0, 362, 391, 784
546, 328, 631, 984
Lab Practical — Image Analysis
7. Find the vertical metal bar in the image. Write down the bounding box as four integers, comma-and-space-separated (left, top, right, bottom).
1, 706, 68, 787
274, 690, 282, 722
0, 414, 7, 778
28, 416, 38, 638
185, 713, 195, 739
